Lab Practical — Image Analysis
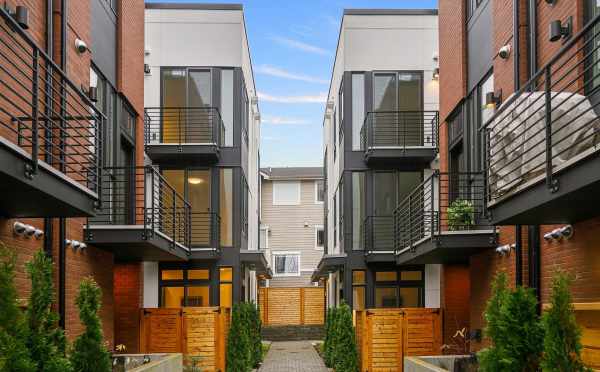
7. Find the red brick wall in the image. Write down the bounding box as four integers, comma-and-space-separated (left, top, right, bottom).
114, 263, 142, 352
442, 264, 470, 349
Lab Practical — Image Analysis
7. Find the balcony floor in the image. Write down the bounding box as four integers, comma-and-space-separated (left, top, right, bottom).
364, 146, 437, 166
145, 143, 220, 164
0, 138, 97, 217
395, 229, 497, 265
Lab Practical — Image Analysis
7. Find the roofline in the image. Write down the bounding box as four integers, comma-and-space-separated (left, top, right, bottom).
145, 3, 243, 11
343, 9, 438, 16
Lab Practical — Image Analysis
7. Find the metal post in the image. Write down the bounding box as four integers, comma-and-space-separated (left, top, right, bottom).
30, 49, 39, 176
431, 174, 436, 235
544, 66, 557, 192
150, 168, 155, 237
172, 189, 176, 248
408, 195, 413, 251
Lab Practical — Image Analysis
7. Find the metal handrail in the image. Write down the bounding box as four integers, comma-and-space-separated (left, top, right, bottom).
360, 110, 439, 151
481, 13, 600, 204
363, 215, 395, 252
144, 107, 225, 147
0, 8, 104, 198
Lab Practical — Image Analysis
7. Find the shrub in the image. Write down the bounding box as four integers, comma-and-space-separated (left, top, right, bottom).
70, 277, 111, 372
246, 303, 263, 367
541, 272, 591, 372
447, 199, 475, 231
478, 272, 544, 372
26, 250, 72, 372
322, 307, 338, 367
226, 303, 251, 372
0, 243, 35, 372
332, 303, 359, 372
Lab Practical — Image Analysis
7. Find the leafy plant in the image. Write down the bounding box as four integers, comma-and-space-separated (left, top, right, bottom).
447, 199, 475, 231
26, 250, 72, 372
322, 307, 338, 367
246, 303, 263, 367
478, 272, 544, 372
70, 277, 111, 372
332, 303, 359, 372
0, 243, 35, 372
541, 272, 591, 372
226, 303, 251, 372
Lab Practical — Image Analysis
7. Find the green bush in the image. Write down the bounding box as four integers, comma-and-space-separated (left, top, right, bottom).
478, 272, 544, 372
541, 272, 591, 372
332, 303, 359, 372
0, 243, 35, 372
69, 277, 111, 372
447, 199, 475, 231
246, 303, 263, 367
26, 250, 72, 372
225, 302, 264, 372
322, 307, 338, 367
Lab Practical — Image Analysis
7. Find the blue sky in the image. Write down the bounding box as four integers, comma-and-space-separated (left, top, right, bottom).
147, 0, 438, 167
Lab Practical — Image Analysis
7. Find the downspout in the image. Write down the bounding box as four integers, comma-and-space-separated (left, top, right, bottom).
527, 0, 537, 78
528, 225, 541, 313
513, 0, 520, 91
43, 0, 53, 258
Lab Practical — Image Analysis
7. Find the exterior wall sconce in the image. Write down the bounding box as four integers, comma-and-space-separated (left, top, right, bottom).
88, 86, 98, 102
485, 89, 502, 108
432, 67, 440, 80
549, 17, 572, 42
496, 243, 515, 256
144, 63, 151, 74
13, 222, 43, 238
66, 239, 86, 251
543, 225, 573, 241
4, 4, 29, 29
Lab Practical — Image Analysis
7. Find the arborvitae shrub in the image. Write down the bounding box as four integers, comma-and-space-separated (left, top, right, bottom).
332, 303, 359, 372
70, 277, 111, 372
323, 307, 338, 367
226, 303, 251, 372
0, 243, 35, 372
26, 250, 72, 372
541, 272, 591, 372
246, 303, 263, 367
478, 272, 544, 372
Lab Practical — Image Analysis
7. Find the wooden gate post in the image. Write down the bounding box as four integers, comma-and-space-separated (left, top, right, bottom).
300, 288, 305, 325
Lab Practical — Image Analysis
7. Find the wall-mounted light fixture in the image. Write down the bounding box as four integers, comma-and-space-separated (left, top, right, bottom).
144, 63, 151, 74
549, 17, 572, 42
4, 4, 29, 29
432, 67, 440, 80
66, 239, 87, 251
498, 44, 511, 60
496, 243, 515, 256
486, 89, 502, 108
432, 52, 439, 61
543, 225, 573, 242
13, 221, 43, 239
88, 86, 98, 102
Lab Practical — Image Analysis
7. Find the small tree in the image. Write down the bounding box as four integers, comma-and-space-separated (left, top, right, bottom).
226, 303, 251, 372
26, 250, 71, 372
323, 307, 338, 367
70, 277, 111, 372
478, 272, 544, 372
541, 272, 591, 372
246, 303, 263, 367
0, 243, 35, 372
332, 303, 359, 372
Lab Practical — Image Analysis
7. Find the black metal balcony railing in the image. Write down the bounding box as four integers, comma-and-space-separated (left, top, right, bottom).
89, 166, 191, 249
190, 212, 220, 248
483, 13, 600, 204
394, 172, 492, 252
360, 111, 439, 150
364, 215, 395, 252
144, 107, 225, 147
0, 8, 103, 195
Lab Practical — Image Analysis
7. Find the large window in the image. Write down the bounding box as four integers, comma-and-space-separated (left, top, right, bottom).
374, 268, 424, 308
159, 267, 211, 307
259, 226, 269, 249
220, 168, 233, 246
221, 69, 234, 147
352, 73, 365, 150
315, 226, 325, 250
352, 172, 366, 250
219, 267, 233, 309
273, 252, 300, 276
352, 270, 366, 311
315, 180, 325, 203
272, 181, 301, 205
373, 171, 422, 216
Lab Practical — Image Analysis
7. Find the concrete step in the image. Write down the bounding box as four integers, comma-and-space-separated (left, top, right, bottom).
261, 325, 325, 341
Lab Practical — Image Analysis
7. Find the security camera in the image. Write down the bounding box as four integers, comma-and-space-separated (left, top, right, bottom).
33, 229, 44, 239
559, 225, 573, 239
550, 229, 562, 240
79, 243, 87, 250
13, 222, 27, 235
498, 44, 511, 60
75, 38, 88, 54
72, 240, 81, 249
24, 225, 36, 237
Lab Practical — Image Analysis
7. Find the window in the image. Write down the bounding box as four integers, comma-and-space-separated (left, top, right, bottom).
315, 226, 325, 250
467, 0, 484, 20
120, 100, 136, 139
273, 181, 301, 205
315, 180, 325, 203
159, 267, 211, 307
333, 193, 337, 248
241, 80, 249, 142
338, 179, 344, 245
241, 175, 249, 236
352, 73, 365, 150
352, 172, 365, 250
333, 109, 337, 159
220, 168, 233, 246
374, 268, 424, 308
259, 227, 269, 249
352, 270, 366, 311
338, 80, 344, 148
273, 252, 300, 276
221, 69, 234, 147
220, 267, 233, 308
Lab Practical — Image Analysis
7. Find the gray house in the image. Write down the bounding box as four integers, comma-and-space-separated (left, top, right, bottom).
260, 167, 325, 287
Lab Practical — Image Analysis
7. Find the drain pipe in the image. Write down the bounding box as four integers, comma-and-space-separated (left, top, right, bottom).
513, 0, 521, 91
527, 0, 537, 78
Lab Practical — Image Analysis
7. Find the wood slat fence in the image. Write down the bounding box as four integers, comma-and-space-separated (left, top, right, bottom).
354, 308, 442, 372
259, 287, 325, 326
140, 307, 230, 371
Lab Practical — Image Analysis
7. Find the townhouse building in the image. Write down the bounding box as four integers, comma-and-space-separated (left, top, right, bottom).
435, 0, 600, 358
260, 167, 324, 287
314, 9, 445, 312
0, 0, 144, 348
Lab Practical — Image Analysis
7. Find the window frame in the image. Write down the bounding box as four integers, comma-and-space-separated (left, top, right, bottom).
272, 251, 301, 277
373, 266, 425, 308
259, 225, 269, 250
272, 181, 301, 206
158, 264, 212, 307
315, 225, 325, 250
314, 180, 325, 204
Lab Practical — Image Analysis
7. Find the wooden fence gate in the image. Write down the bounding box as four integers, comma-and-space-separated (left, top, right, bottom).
354, 308, 442, 372
140, 307, 230, 371
259, 287, 325, 326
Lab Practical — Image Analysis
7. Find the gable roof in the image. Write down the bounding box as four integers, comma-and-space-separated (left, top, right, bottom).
260, 167, 323, 180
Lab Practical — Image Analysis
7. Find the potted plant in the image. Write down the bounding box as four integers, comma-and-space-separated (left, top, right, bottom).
447, 199, 475, 231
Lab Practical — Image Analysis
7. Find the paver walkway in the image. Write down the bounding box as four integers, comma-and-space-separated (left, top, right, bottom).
258, 341, 329, 372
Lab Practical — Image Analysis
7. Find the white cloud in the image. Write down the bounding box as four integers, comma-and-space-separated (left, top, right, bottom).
261, 115, 309, 125
257, 91, 328, 104
270, 36, 331, 56
256, 65, 328, 84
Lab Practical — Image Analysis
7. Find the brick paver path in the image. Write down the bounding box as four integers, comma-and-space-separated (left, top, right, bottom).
258, 341, 329, 372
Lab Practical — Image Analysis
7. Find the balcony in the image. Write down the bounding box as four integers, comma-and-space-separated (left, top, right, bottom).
0, 8, 102, 217
360, 111, 438, 166
364, 216, 395, 263
483, 14, 600, 225
189, 211, 221, 260
395, 172, 496, 265
84, 166, 192, 261
144, 107, 225, 164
